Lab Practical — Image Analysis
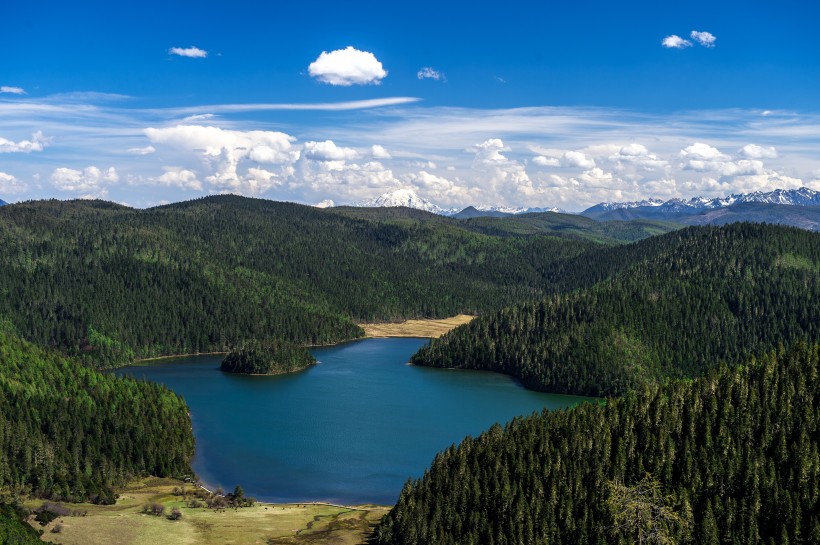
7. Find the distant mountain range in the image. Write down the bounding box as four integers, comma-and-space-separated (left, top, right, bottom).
582, 187, 820, 218
358, 189, 564, 217
0, 199, 7, 207
581, 188, 820, 231
351, 187, 820, 231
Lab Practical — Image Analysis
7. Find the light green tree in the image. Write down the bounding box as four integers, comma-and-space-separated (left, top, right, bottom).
606, 473, 691, 545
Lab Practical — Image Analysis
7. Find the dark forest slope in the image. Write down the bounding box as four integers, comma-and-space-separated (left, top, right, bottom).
0, 321, 193, 502
412, 224, 820, 396
377, 342, 820, 545
0, 196, 598, 367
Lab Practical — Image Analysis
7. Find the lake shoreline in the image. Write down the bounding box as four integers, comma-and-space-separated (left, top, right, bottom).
358, 314, 475, 339
129, 315, 474, 365
25, 476, 390, 545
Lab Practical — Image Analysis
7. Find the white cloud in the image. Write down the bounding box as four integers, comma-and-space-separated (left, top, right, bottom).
314, 199, 335, 208
308, 47, 387, 86
169, 46, 207, 58
608, 143, 668, 172
145, 125, 297, 163
562, 150, 596, 169
0, 86, 26, 95
144, 125, 299, 195
690, 30, 716, 47
154, 167, 202, 190
51, 166, 118, 192
739, 144, 777, 159
371, 145, 391, 159
468, 139, 536, 201
417, 67, 445, 81
533, 155, 560, 167
532, 149, 596, 169
718, 159, 765, 177
0, 172, 27, 194
181, 113, 216, 122
127, 145, 156, 155
403, 170, 470, 203
302, 140, 359, 161
0, 131, 49, 153
662, 35, 692, 49
680, 142, 728, 161
577, 167, 614, 184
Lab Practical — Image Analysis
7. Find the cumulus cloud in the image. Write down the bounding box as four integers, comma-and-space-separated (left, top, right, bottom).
417, 67, 445, 81
680, 142, 728, 161
403, 170, 470, 203
531, 150, 595, 169
0, 131, 49, 153
662, 35, 692, 49
690, 30, 716, 47
144, 125, 298, 195
608, 143, 668, 172
0, 172, 27, 194
739, 144, 778, 159
469, 139, 535, 200
371, 145, 391, 159
533, 156, 560, 167
154, 167, 202, 190
302, 140, 359, 161
169, 46, 207, 58
51, 166, 119, 192
562, 150, 596, 169
296, 157, 399, 202
127, 145, 156, 155
0, 86, 26, 95
308, 47, 387, 86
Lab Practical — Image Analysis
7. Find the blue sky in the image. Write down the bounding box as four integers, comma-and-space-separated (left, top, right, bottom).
1, 0, 819, 210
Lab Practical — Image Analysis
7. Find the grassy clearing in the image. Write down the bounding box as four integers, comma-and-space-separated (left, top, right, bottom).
26, 477, 389, 545
360, 314, 475, 338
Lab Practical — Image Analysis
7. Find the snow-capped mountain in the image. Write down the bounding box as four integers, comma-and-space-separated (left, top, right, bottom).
584, 187, 820, 217
472, 205, 566, 215
590, 198, 665, 212
358, 189, 565, 217
359, 189, 446, 214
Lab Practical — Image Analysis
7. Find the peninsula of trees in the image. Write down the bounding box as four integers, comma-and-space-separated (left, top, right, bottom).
221, 340, 316, 375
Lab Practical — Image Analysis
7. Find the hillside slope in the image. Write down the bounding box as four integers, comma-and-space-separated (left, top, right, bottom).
0, 321, 194, 501
0, 196, 596, 367
377, 342, 820, 545
412, 224, 820, 396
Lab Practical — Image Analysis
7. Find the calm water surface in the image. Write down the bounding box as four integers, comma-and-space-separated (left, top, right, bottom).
116, 338, 589, 504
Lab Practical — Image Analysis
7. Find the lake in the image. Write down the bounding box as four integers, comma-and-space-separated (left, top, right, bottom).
115, 338, 590, 505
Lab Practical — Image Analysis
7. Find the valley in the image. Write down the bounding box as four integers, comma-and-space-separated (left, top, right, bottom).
0, 196, 817, 545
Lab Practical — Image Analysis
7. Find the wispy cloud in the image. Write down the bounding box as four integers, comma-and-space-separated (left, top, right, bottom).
0, 86, 26, 95
417, 67, 445, 82
308, 47, 387, 86
162, 97, 420, 115
690, 30, 716, 47
2, 91, 820, 210
169, 46, 208, 58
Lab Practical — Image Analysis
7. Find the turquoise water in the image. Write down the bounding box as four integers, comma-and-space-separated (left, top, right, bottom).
116, 338, 589, 505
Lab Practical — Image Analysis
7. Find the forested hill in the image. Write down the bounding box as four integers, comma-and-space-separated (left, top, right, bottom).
0, 196, 605, 367
376, 342, 820, 545
0, 321, 194, 502
412, 223, 820, 396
